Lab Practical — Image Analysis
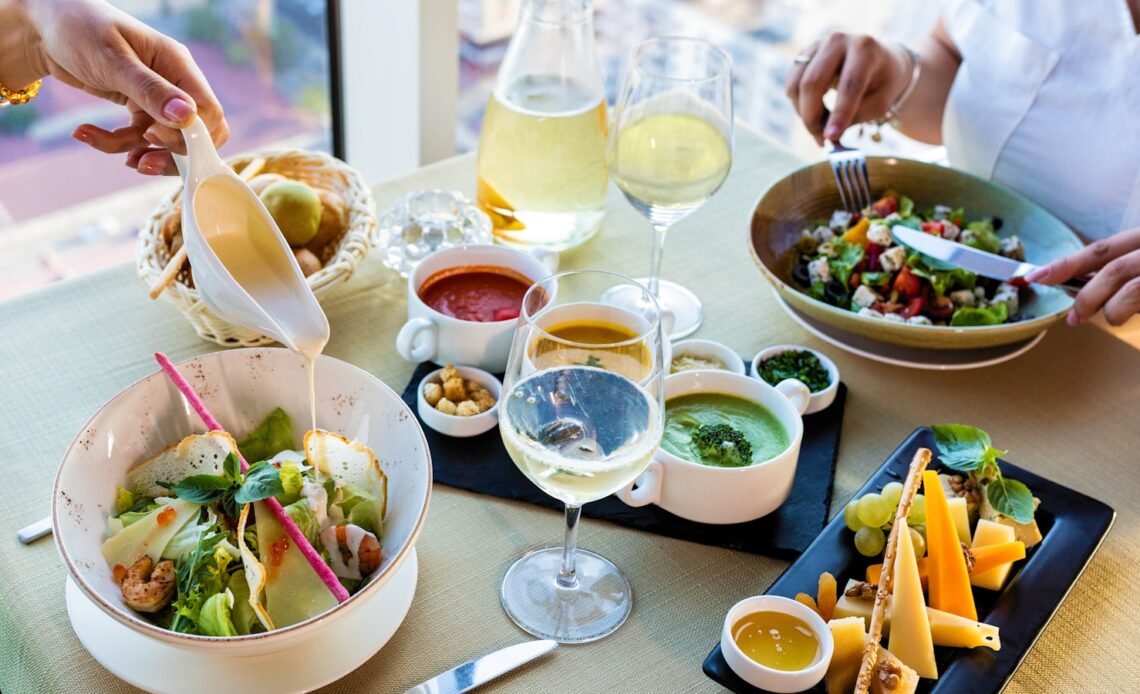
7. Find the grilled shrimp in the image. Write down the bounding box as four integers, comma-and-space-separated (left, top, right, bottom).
119, 555, 176, 613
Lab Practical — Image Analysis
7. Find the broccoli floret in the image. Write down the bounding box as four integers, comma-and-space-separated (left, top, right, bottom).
692, 424, 753, 467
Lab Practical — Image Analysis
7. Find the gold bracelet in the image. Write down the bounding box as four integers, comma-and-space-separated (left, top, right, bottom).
0, 78, 44, 106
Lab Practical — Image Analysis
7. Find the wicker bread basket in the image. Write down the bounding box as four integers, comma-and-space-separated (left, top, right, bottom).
136, 149, 376, 346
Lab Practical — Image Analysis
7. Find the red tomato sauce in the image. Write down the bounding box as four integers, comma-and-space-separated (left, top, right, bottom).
418, 265, 531, 322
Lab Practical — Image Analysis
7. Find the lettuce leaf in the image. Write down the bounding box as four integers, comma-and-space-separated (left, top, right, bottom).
337, 484, 383, 537
907, 253, 976, 295
115, 486, 135, 515
898, 195, 915, 218
238, 408, 295, 463
950, 303, 1008, 326
283, 497, 321, 545
198, 589, 239, 637
963, 220, 1001, 254
227, 571, 260, 635
827, 238, 865, 288
860, 271, 892, 290
169, 527, 234, 634
276, 459, 305, 506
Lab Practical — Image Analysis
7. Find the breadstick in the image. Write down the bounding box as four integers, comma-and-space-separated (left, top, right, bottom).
148, 244, 188, 299
238, 156, 266, 181
854, 447, 931, 694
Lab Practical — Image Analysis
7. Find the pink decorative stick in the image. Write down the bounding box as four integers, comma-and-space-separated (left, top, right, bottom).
155, 352, 349, 603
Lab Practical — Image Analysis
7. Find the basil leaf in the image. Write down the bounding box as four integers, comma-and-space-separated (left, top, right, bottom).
223, 453, 241, 483
932, 423, 992, 472
235, 461, 285, 504
171, 474, 233, 503
987, 476, 1035, 523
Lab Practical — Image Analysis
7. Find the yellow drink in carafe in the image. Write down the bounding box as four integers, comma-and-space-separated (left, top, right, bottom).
476, 75, 608, 251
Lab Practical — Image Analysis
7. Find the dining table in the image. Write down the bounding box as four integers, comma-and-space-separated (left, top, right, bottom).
2, 125, 1138, 694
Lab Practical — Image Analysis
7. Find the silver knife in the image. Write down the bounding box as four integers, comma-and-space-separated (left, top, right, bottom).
891, 225, 1086, 293
404, 640, 558, 694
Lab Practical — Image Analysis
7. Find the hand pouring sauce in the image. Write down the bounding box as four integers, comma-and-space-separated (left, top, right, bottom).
175, 117, 329, 430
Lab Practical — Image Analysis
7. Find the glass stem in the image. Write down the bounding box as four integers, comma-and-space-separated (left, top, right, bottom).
647, 223, 670, 297
557, 503, 582, 589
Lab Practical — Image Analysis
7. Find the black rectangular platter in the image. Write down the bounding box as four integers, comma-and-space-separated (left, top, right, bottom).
703, 427, 1116, 694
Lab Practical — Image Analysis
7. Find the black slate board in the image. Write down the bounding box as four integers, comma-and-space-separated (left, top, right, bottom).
702, 427, 1116, 693
401, 360, 847, 557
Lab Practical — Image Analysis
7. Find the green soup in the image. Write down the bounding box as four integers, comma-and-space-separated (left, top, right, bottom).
662, 392, 789, 467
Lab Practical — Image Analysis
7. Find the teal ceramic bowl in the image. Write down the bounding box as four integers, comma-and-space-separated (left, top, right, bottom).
748, 157, 1082, 350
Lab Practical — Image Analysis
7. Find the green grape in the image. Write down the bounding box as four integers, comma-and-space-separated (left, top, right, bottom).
907, 494, 927, 525
908, 526, 927, 558
854, 526, 886, 557
881, 482, 903, 507
844, 499, 864, 531
857, 493, 892, 528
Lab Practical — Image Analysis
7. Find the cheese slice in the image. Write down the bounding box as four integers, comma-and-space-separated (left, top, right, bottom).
835, 580, 1000, 651
888, 521, 938, 679
947, 496, 971, 544
825, 617, 920, 694
101, 498, 200, 569
924, 470, 978, 620
971, 518, 1017, 590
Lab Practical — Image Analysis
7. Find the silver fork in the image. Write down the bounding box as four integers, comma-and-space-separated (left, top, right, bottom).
827, 141, 873, 213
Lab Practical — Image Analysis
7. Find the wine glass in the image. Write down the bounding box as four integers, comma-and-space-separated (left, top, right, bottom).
498, 270, 666, 642
606, 36, 734, 339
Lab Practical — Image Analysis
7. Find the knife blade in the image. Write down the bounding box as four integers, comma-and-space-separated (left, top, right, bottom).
890, 225, 1038, 281
404, 640, 557, 694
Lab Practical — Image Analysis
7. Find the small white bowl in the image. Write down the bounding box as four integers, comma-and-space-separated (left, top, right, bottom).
751, 345, 840, 415
417, 366, 502, 438
721, 595, 833, 693
670, 339, 746, 376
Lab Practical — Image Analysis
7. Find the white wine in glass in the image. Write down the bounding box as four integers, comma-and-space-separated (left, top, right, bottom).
607, 37, 734, 338
498, 270, 666, 643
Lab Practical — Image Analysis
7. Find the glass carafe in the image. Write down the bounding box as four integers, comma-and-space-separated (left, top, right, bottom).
475, 0, 607, 251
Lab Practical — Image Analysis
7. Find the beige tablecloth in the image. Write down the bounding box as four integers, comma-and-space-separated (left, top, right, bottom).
2, 129, 1138, 694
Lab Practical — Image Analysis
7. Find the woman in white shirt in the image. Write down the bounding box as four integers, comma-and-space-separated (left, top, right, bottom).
786, 0, 1140, 326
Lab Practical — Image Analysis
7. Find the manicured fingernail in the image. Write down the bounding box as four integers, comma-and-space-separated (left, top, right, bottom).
824, 125, 841, 140
73, 127, 90, 142
1024, 267, 1048, 282
162, 97, 195, 124
1066, 310, 1079, 327
139, 164, 160, 175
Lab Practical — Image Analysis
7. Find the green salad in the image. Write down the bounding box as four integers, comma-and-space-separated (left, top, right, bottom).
789, 192, 1027, 326
101, 408, 388, 636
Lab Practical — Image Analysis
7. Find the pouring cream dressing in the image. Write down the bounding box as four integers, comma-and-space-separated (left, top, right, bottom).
193, 176, 327, 431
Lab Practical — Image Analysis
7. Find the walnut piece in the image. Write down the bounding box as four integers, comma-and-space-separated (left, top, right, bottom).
844, 581, 878, 599
877, 659, 902, 690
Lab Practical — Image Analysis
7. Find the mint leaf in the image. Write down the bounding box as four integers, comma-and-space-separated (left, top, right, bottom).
235, 461, 285, 504
223, 452, 241, 483
987, 476, 1035, 523
932, 423, 992, 472
170, 474, 233, 504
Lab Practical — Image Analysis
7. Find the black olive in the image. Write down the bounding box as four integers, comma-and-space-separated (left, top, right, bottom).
990, 216, 1003, 231
824, 278, 848, 305
791, 259, 811, 286
978, 277, 1001, 296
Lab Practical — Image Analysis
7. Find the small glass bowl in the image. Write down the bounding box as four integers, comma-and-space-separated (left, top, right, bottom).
378, 190, 492, 277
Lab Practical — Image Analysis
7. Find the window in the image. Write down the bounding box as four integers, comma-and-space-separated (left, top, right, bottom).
0, 0, 335, 298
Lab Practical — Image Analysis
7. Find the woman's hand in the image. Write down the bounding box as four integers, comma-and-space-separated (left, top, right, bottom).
7, 0, 227, 175
785, 32, 913, 145
1026, 229, 1140, 326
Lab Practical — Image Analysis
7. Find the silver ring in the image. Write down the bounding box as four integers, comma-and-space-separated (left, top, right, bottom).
793, 53, 814, 65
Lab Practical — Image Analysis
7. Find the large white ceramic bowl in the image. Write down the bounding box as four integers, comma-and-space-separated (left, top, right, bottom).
52, 348, 432, 657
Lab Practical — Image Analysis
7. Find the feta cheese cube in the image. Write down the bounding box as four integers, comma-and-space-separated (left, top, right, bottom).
811, 225, 836, 244
879, 245, 907, 273
999, 235, 1025, 260
950, 289, 977, 307
857, 307, 884, 319
829, 210, 853, 231
852, 284, 882, 308
808, 258, 831, 284
941, 221, 961, 241
992, 283, 1020, 315
884, 212, 903, 223
933, 205, 953, 221
906, 315, 933, 325
882, 311, 905, 322
974, 286, 987, 299
866, 222, 893, 247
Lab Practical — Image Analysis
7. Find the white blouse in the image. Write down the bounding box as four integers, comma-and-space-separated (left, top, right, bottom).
942, 0, 1140, 241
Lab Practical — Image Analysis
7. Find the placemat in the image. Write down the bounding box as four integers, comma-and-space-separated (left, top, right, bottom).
400, 360, 846, 557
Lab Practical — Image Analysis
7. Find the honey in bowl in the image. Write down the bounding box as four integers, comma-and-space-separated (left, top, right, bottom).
418, 265, 532, 322
732, 610, 820, 671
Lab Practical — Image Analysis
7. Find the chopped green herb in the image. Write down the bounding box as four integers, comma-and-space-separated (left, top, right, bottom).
758, 350, 831, 393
